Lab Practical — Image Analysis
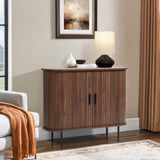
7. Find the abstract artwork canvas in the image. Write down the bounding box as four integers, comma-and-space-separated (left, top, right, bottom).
64, 0, 89, 30
56, 0, 97, 39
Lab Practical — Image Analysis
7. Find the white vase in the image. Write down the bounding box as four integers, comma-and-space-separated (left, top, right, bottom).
66, 53, 76, 67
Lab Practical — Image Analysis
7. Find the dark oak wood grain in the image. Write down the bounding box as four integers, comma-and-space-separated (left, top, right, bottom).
43, 68, 126, 132
110, 71, 126, 125
92, 71, 111, 126
44, 71, 93, 131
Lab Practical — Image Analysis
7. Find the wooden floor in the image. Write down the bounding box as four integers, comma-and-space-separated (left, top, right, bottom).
1, 130, 160, 160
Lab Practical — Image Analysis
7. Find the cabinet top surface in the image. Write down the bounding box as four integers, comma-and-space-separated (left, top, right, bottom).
42, 67, 127, 72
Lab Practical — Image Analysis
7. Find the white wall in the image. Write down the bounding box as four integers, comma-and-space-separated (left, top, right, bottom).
12, 0, 141, 125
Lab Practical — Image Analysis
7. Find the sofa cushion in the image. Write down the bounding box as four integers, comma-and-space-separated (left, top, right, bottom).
0, 91, 28, 110
30, 112, 39, 128
0, 128, 39, 151
0, 136, 12, 151
0, 112, 39, 138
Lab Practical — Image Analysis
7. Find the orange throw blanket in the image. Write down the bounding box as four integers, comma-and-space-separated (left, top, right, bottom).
0, 102, 36, 160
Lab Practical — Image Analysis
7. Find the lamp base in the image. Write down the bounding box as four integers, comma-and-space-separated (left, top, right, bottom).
95, 55, 114, 68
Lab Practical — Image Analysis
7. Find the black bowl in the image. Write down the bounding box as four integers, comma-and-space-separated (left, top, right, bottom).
76, 59, 86, 64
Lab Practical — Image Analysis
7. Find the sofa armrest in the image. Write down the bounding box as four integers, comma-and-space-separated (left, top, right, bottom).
0, 91, 28, 110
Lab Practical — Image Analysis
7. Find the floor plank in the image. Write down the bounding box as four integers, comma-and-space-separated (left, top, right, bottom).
1, 130, 160, 159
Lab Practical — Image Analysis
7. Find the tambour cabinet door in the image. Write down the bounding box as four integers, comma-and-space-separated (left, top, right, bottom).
110, 71, 126, 125
92, 71, 111, 127
43, 70, 93, 131
92, 70, 126, 127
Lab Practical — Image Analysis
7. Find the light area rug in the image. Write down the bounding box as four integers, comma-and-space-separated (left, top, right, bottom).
36, 140, 160, 160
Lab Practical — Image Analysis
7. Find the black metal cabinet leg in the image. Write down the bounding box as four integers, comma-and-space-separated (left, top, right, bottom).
51, 132, 54, 143
35, 154, 37, 159
106, 127, 108, 135
60, 132, 63, 149
117, 126, 120, 141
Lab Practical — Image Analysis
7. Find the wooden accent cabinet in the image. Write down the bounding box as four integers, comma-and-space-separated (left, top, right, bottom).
43, 68, 126, 132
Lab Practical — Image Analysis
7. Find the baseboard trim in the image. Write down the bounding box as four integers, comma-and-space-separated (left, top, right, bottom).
37, 117, 139, 141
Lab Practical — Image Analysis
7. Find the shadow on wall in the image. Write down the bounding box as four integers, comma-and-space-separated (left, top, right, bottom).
82, 41, 97, 64
13, 69, 94, 136
114, 0, 140, 118
50, 0, 96, 64
13, 70, 44, 125
51, 0, 56, 39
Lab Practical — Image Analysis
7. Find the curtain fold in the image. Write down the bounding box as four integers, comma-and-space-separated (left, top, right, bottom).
140, 0, 160, 132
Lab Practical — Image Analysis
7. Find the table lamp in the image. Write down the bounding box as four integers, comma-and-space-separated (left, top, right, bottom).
95, 31, 115, 67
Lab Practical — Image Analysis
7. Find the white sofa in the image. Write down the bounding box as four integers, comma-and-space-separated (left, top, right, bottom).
0, 90, 39, 152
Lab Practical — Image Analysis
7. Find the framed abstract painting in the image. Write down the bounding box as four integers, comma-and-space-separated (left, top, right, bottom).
56, 0, 97, 39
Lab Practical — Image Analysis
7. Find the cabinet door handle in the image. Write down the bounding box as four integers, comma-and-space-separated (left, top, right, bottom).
89, 94, 91, 105
94, 94, 96, 105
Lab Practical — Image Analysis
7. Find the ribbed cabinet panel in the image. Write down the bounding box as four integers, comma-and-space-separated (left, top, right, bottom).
43, 71, 92, 131
43, 68, 126, 131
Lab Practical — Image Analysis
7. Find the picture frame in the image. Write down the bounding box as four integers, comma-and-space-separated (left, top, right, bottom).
56, 0, 97, 39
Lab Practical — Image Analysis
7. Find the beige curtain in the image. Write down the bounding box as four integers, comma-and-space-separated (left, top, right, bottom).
140, 0, 160, 132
